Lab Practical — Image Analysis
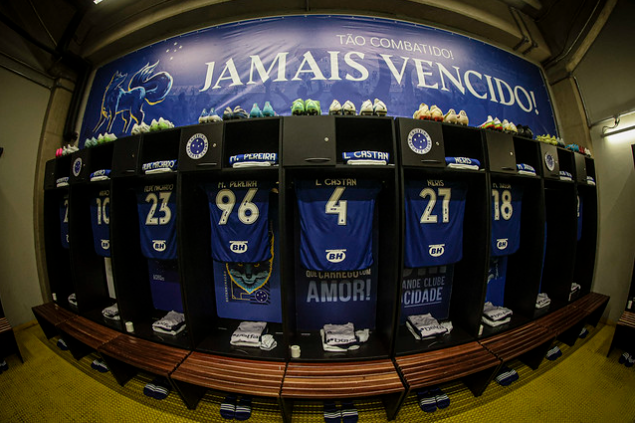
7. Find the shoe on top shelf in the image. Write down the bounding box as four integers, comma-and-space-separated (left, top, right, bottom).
342, 100, 356, 115
329, 100, 342, 115
443, 109, 457, 124
457, 110, 469, 126
233, 105, 248, 119
413, 103, 430, 120
430, 105, 443, 122
373, 98, 387, 116
291, 98, 305, 115
262, 101, 276, 117
223, 107, 234, 120
360, 99, 373, 116
249, 103, 263, 118
305, 99, 322, 115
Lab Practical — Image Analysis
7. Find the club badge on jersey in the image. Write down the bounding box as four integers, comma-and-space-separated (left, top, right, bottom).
404, 179, 468, 267
90, 189, 111, 257
295, 178, 381, 271
136, 183, 177, 260
59, 195, 70, 249
491, 182, 523, 257
204, 180, 273, 263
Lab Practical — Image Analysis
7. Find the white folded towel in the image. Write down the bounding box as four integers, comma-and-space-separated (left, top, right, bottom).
406, 313, 448, 339
323, 323, 357, 347
230, 321, 267, 347
102, 303, 120, 320
152, 310, 185, 335
535, 292, 551, 309
482, 315, 511, 327
483, 302, 513, 321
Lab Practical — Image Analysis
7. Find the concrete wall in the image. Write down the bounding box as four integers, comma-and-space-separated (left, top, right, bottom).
590, 113, 635, 322
0, 68, 49, 326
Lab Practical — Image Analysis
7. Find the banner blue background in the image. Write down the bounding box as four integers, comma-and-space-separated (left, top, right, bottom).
80, 15, 557, 144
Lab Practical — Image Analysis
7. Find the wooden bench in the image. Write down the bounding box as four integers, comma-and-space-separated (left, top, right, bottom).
572, 292, 610, 327
170, 353, 286, 409
57, 315, 120, 361
98, 333, 190, 387
608, 311, 635, 357
281, 360, 405, 421
0, 317, 23, 362
534, 304, 587, 346
395, 341, 500, 401
32, 302, 77, 339
479, 322, 553, 370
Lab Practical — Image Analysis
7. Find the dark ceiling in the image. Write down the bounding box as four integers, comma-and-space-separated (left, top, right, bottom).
0, 0, 608, 84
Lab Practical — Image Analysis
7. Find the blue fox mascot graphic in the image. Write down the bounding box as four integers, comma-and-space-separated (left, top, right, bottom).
93, 62, 173, 134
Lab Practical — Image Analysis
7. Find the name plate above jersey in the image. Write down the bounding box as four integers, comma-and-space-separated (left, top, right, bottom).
539, 143, 560, 180
282, 116, 336, 166
112, 135, 141, 177
573, 152, 587, 182
485, 131, 517, 174
398, 119, 445, 167
179, 124, 223, 171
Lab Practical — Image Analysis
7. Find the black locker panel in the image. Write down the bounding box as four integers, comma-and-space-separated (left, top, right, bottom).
485, 131, 517, 174
112, 135, 141, 177
574, 153, 587, 182
282, 116, 336, 166
178, 124, 223, 171
397, 119, 445, 167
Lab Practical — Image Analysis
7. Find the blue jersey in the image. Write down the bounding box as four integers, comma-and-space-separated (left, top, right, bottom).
404, 179, 467, 267
295, 179, 381, 271
491, 182, 523, 257
204, 180, 273, 263
59, 195, 70, 249
486, 256, 508, 306
136, 183, 177, 260
90, 189, 111, 257
577, 195, 583, 241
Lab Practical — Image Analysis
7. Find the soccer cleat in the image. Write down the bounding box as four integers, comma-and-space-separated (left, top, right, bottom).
57, 338, 68, 350
91, 359, 109, 373
502, 119, 510, 132
525, 126, 534, 139
207, 108, 222, 122
508, 121, 518, 134
493, 117, 503, 131
457, 110, 469, 126
413, 103, 430, 120
291, 98, 305, 115
329, 99, 342, 115
223, 107, 234, 120
430, 105, 443, 122
479, 115, 495, 129
0, 359, 8, 373
305, 99, 322, 115
342, 100, 357, 115
373, 98, 387, 116
233, 105, 248, 119
360, 99, 373, 116
198, 109, 209, 124
249, 103, 263, 118
579, 327, 589, 339
262, 101, 276, 117
627, 354, 635, 368
444, 108, 458, 124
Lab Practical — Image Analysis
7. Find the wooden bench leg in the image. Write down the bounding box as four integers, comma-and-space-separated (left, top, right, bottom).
99, 354, 138, 387
608, 325, 635, 357
279, 397, 293, 423
586, 304, 608, 328
169, 379, 207, 410
58, 329, 93, 361
558, 321, 586, 347
0, 330, 24, 363
34, 315, 59, 340
463, 361, 502, 397
518, 339, 554, 370
383, 391, 406, 420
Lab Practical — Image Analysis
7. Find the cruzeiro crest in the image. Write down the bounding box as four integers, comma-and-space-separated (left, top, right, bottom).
226, 234, 274, 296
408, 128, 432, 155
544, 151, 555, 171
72, 157, 83, 177
185, 133, 208, 160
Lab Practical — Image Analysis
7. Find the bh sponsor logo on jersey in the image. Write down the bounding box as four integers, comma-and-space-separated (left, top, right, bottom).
496, 238, 509, 250
326, 249, 347, 263
185, 133, 208, 160
73, 157, 83, 177
544, 152, 555, 171
101, 240, 110, 250
229, 241, 248, 254
428, 244, 445, 257
152, 240, 167, 252
407, 128, 432, 155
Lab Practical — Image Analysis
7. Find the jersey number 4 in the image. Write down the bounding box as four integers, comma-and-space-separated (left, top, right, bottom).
145, 192, 172, 225
326, 187, 347, 225
216, 188, 259, 225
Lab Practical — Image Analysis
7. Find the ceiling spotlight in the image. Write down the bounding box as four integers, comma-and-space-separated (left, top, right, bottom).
94, 0, 104, 4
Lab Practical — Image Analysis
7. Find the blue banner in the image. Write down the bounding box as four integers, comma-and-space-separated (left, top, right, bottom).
80, 15, 556, 145
400, 265, 454, 323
